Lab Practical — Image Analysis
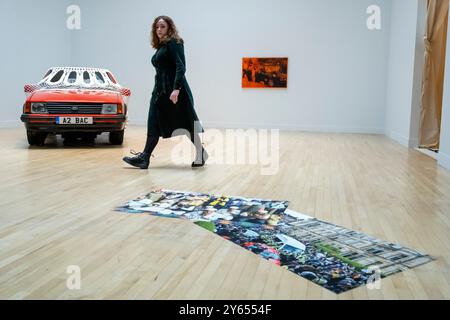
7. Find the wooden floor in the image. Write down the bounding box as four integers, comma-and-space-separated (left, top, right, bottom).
0, 125, 449, 300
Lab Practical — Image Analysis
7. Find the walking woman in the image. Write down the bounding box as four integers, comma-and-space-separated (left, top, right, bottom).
123, 15, 207, 169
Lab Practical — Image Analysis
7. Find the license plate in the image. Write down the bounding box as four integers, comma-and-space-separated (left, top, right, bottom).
56, 117, 93, 125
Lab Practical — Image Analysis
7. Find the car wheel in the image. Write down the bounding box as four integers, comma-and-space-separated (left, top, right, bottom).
109, 130, 124, 145
27, 130, 47, 146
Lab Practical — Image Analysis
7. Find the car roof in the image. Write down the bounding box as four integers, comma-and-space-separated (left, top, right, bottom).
46, 66, 113, 73
37, 67, 122, 91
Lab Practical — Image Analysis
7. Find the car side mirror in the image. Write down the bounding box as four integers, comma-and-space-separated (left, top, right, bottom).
120, 88, 131, 97
24, 84, 42, 98
24, 84, 40, 93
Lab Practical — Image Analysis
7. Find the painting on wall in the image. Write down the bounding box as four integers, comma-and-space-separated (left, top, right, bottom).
242, 57, 288, 88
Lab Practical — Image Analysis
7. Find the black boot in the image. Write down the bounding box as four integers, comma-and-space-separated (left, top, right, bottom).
123, 150, 150, 169
192, 148, 209, 167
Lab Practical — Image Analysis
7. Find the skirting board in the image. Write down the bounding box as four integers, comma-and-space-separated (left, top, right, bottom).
202, 122, 384, 134
438, 151, 450, 171
128, 119, 384, 134
384, 129, 411, 148
0, 120, 21, 128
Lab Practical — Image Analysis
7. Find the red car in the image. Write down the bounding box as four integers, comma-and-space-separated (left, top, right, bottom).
21, 67, 131, 146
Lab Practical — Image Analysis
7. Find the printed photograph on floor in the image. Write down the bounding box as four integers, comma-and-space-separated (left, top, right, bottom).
116, 190, 434, 294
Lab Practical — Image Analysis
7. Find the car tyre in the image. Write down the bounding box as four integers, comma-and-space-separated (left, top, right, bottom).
27, 130, 47, 146
109, 130, 124, 145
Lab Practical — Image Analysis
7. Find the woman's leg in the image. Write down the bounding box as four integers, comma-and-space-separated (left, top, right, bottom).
190, 132, 208, 166
123, 96, 162, 169
190, 133, 202, 155
122, 134, 159, 169
143, 135, 159, 158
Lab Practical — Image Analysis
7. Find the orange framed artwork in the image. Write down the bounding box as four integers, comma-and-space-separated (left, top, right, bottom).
242, 57, 288, 88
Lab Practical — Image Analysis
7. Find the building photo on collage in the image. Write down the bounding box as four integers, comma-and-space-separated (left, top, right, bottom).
1, 0, 450, 304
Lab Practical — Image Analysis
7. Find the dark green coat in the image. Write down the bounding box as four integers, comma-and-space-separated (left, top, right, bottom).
148, 38, 203, 138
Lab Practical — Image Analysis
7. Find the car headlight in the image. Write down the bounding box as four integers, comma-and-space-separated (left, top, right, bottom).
31, 103, 48, 114
102, 104, 117, 114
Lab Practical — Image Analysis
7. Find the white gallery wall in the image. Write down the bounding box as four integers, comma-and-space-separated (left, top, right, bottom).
439, 15, 450, 170
384, 0, 419, 147
384, 0, 429, 148
0, 0, 71, 127
69, 0, 392, 132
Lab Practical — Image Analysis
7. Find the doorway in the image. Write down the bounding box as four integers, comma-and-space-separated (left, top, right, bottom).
418, 0, 449, 154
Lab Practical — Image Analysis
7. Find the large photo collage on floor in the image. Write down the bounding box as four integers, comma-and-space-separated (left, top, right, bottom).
116, 189, 433, 294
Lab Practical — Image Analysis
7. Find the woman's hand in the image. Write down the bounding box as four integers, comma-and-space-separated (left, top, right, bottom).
170, 89, 180, 104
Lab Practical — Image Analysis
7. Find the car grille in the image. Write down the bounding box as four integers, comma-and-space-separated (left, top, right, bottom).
46, 103, 103, 114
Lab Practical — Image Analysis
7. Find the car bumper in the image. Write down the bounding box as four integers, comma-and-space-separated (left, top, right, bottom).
20, 114, 127, 133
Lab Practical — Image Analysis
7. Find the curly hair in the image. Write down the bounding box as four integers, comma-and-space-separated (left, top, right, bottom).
150, 16, 184, 49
